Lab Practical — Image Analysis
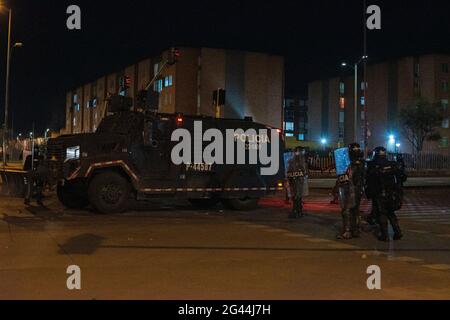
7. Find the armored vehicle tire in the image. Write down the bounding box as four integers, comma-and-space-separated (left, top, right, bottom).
88, 172, 131, 214
222, 197, 259, 211
57, 182, 89, 209
188, 198, 220, 209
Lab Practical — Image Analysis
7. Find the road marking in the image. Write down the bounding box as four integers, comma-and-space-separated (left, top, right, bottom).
327, 243, 358, 249
263, 228, 289, 233
422, 264, 450, 271
407, 229, 429, 234
246, 224, 270, 229
232, 221, 250, 225
283, 233, 310, 238
387, 256, 423, 262
305, 238, 332, 243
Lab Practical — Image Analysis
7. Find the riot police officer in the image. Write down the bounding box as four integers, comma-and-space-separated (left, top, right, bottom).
287, 147, 309, 218
23, 150, 47, 206
337, 143, 365, 239
365, 146, 406, 241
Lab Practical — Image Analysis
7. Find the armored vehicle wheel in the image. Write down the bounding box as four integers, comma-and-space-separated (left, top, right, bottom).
222, 197, 259, 210
88, 172, 131, 214
188, 198, 220, 209
57, 181, 89, 209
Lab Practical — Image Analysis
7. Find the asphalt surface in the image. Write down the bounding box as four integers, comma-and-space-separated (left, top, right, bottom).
1, 188, 450, 300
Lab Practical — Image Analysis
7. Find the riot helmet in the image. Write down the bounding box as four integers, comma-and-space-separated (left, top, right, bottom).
348, 143, 364, 163
372, 146, 387, 160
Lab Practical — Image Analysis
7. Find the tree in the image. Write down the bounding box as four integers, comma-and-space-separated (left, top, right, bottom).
399, 98, 443, 154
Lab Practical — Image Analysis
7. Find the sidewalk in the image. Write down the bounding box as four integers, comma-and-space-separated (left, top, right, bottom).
309, 176, 450, 188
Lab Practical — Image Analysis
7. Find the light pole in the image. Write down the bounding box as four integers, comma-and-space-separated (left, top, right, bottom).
1, 3, 22, 166
341, 56, 368, 144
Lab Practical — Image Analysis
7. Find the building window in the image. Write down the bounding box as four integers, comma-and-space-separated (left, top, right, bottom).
442, 99, 449, 111
440, 137, 449, 148
75, 104, 80, 112
442, 63, 449, 73
339, 97, 345, 109
297, 134, 305, 141
442, 80, 449, 92
284, 122, 294, 131
164, 75, 173, 87
286, 133, 294, 137
339, 82, 345, 94
414, 78, 420, 92
92, 98, 97, 107
73, 94, 78, 103
73, 117, 77, 126
154, 79, 163, 92
86, 101, 90, 108
443, 118, 449, 129
414, 63, 420, 76
360, 96, 365, 106
339, 111, 345, 123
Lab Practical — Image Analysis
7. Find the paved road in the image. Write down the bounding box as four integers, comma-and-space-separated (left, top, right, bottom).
0, 189, 449, 299
309, 176, 450, 188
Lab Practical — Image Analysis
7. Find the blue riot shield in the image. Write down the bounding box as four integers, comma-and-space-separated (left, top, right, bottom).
334, 147, 350, 175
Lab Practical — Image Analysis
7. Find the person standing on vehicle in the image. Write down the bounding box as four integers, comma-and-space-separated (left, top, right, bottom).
365, 146, 406, 241
286, 147, 309, 218
336, 143, 365, 239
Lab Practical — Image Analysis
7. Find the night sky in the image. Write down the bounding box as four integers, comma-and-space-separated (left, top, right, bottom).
1, 0, 449, 134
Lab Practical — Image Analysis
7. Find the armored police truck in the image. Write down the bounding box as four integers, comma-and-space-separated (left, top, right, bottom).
47, 107, 285, 214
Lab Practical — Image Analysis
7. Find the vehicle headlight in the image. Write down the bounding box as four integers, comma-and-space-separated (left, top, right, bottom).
66, 146, 80, 160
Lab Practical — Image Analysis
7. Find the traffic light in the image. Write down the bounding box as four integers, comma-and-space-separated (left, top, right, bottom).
168, 47, 180, 65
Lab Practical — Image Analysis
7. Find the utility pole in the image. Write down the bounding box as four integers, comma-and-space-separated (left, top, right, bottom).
363, 0, 369, 157
3, 8, 12, 166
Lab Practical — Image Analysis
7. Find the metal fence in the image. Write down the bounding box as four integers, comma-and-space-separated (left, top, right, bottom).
298, 152, 450, 177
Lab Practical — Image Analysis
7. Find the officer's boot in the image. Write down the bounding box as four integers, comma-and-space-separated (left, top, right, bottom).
390, 214, 403, 240
350, 208, 361, 238
289, 199, 297, 219
296, 197, 303, 218
377, 215, 389, 242
337, 210, 352, 239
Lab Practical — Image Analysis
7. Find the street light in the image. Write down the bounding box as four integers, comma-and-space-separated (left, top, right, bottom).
1, 4, 21, 166
340, 55, 368, 144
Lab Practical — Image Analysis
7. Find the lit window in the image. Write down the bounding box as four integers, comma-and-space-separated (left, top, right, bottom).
73, 94, 78, 103
298, 134, 305, 141
286, 133, 294, 137
339, 82, 345, 94
442, 80, 449, 92
339, 111, 345, 123
164, 76, 169, 87
168, 75, 173, 86
442, 99, 449, 111
440, 137, 449, 148
284, 122, 294, 131
360, 96, 365, 106
339, 97, 345, 109
75, 104, 80, 112
93, 98, 97, 107
443, 118, 449, 129
86, 101, 90, 108
73, 117, 77, 126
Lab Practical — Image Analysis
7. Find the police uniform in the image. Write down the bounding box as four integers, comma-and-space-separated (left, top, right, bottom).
337, 143, 365, 239
24, 153, 47, 206
287, 148, 309, 218
365, 147, 406, 241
